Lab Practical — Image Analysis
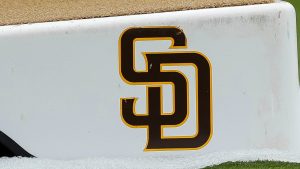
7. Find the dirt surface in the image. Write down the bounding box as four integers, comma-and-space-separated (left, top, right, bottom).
0, 0, 274, 26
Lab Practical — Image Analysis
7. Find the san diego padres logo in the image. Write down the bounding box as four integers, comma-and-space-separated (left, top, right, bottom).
119, 27, 212, 151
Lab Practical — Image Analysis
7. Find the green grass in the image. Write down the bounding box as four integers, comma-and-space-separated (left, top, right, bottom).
204, 2, 300, 168
204, 161, 300, 169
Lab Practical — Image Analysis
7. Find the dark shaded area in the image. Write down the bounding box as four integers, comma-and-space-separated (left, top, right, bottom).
0, 142, 15, 157
0, 131, 33, 157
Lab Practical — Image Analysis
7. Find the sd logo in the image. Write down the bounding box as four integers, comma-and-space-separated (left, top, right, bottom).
119, 27, 212, 151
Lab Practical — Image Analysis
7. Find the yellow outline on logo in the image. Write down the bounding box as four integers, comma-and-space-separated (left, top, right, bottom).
118, 26, 213, 152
